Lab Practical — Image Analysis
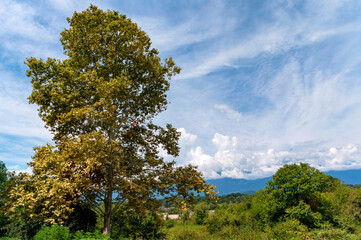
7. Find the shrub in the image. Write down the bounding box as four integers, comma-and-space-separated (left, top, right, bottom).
310, 227, 360, 240
33, 224, 70, 240
3, 218, 42, 240
284, 200, 322, 228
164, 219, 176, 229
165, 223, 211, 240
72, 230, 110, 240
193, 203, 209, 225
111, 207, 164, 239
180, 210, 191, 223
266, 219, 308, 240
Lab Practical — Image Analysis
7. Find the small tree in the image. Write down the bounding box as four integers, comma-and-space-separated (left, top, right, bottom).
265, 163, 338, 226
5, 5, 217, 235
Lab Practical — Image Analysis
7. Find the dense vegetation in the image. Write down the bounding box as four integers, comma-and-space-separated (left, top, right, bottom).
1, 162, 361, 239
163, 163, 361, 240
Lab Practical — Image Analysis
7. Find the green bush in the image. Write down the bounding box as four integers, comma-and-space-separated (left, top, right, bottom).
72, 230, 110, 240
165, 223, 211, 240
3, 218, 42, 240
193, 203, 209, 225
284, 200, 322, 228
33, 224, 70, 240
180, 210, 191, 223
266, 219, 308, 240
164, 219, 176, 229
310, 227, 360, 240
111, 207, 164, 239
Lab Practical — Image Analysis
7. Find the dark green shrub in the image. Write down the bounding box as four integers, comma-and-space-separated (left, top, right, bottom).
111, 207, 164, 239
72, 230, 110, 240
3, 218, 42, 240
266, 219, 308, 240
164, 219, 176, 229
33, 224, 70, 240
0, 161, 9, 237
310, 228, 360, 240
284, 200, 322, 228
193, 203, 209, 225
180, 210, 191, 222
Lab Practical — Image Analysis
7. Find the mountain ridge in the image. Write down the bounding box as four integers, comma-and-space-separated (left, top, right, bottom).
207, 168, 361, 195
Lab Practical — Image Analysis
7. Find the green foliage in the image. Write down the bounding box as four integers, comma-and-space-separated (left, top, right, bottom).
309, 227, 360, 240
162, 163, 361, 239
265, 219, 308, 240
2, 217, 42, 240
193, 203, 210, 225
164, 222, 211, 240
265, 163, 339, 227
180, 210, 191, 223
330, 186, 361, 233
110, 206, 164, 239
72, 230, 110, 240
33, 224, 70, 240
164, 219, 176, 229
0, 161, 8, 237
284, 200, 322, 227
266, 163, 336, 208
0, 162, 7, 193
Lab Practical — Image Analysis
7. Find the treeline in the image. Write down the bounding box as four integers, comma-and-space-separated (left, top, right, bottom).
158, 193, 251, 210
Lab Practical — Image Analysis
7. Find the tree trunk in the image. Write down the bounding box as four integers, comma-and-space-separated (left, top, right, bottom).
103, 189, 113, 235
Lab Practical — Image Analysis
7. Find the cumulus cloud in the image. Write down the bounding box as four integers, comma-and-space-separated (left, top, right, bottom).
184, 132, 361, 180
178, 128, 197, 146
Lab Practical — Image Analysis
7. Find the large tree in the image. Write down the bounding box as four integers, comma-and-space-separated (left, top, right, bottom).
5, 5, 217, 235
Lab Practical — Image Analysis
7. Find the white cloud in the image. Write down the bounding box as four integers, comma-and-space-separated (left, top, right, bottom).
185, 132, 361, 179
0, 0, 55, 42
214, 104, 242, 121
178, 128, 197, 146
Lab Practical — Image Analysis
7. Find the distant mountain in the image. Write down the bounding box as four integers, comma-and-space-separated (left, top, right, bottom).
207, 177, 271, 196
207, 168, 361, 196
326, 169, 361, 184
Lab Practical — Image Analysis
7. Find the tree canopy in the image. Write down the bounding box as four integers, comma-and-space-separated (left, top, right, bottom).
265, 163, 339, 227
5, 5, 217, 235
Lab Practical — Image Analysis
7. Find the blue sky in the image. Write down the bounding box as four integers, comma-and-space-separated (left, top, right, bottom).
1, 0, 361, 179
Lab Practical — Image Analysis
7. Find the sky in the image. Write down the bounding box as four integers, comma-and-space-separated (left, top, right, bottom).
1, 0, 361, 180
